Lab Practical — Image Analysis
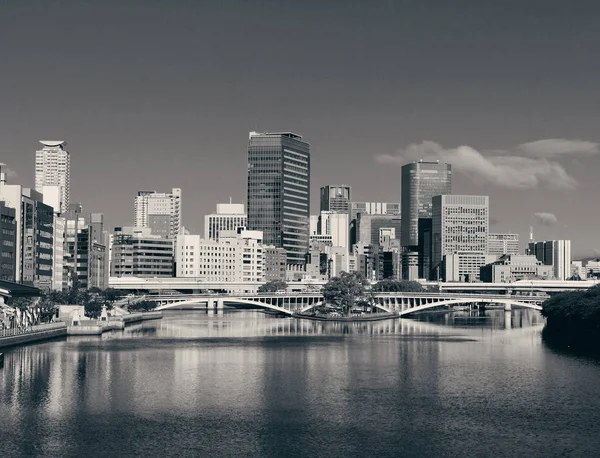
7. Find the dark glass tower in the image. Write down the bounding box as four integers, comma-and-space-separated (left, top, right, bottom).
320, 185, 351, 213
401, 160, 451, 279
247, 132, 310, 265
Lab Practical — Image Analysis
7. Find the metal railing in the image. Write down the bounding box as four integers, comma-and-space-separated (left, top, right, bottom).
0, 322, 66, 338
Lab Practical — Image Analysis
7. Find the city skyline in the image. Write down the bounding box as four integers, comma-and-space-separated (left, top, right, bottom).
2, 1, 600, 257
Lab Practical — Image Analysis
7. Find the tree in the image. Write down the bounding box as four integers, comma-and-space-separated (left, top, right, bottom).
129, 300, 158, 313
372, 279, 425, 293
84, 299, 103, 319
258, 280, 288, 293
100, 288, 124, 310
322, 271, 369, 316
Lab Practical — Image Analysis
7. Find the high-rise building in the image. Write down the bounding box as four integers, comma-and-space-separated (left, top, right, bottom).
204, 202, 247, 241
42, 185, 65, 291
247, 131, 310, 265
432, 195, 489, 276
526, 239, 572, 281
35, 141, 70, 214
318, 211, 349, 250
264, 246, 287, 282
320, 185, 351, 213
111, 227, 174, 278
401, 161, 451, 248
134, 188, 182, 239
0, 172, 54, 289
488, 233, 519, 257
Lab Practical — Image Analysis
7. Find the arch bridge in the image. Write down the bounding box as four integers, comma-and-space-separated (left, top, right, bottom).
154, 292, 544, 316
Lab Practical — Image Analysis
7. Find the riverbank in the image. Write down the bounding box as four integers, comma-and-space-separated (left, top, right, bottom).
0, 323, 68, 349
0, 312, 163, 347
292, 312, 398, 322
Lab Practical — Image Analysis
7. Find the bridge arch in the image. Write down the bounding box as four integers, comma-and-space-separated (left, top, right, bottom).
390, 298, 542, 316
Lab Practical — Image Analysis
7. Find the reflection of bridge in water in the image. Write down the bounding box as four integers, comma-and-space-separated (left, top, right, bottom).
154, 292, 544, 316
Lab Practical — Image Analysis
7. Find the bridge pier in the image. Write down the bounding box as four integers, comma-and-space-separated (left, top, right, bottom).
504, 302, 512, 312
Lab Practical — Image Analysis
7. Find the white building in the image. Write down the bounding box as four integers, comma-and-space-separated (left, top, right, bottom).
318, 211, 349, 250
442, 251, 497, 282
42, 185, 65, 291
552, 240, 572, 281
204, 202, 247, 241
35, 141, 70, 214
134, 188, 182, 239
176, 229, 264, 283
488, 233, 519, 257
432, 195, 489, 272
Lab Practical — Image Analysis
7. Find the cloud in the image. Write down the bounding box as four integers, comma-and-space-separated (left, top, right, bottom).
518, 139, 599, 157
0, 165, 18, 178
532, 212, 558, 227
376, 140, 579, 190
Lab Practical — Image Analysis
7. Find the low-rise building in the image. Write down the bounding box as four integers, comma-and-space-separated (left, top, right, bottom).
441, 251, 497, 282
263, 246, 287, 282
176, 228, 263, 283
0, 201, 17, 281
480, 254, 553, 283
111, 226, 174, 278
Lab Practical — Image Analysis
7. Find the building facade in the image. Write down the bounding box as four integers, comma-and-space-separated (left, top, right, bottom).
349, 201, 401, 223
526, 239, 572, 281
35, 140, 70, 214
401, 161, 452, 249
176, 229, 264, 283
432, 195, 489, 278
488, 233, 519, 257
318, 211, 349, 250
247, 131, 310, 265
354, 213, 402, 247
0, 202, 17, 281
204, 203, 247, 241
320, 185, 351, 213
480, 254, 553, 283
134, 188, 182, 239
441, 251, 496, 282
111, 227, 174, 278
263, 246, 287, 282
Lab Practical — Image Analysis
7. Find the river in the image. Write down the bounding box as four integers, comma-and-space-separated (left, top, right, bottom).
1, 309, 600, 457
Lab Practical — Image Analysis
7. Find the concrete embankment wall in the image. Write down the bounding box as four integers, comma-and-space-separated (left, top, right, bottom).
0, 323, 67, 349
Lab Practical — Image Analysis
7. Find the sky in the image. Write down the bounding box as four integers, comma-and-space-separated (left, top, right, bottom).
1, 0, 599, 258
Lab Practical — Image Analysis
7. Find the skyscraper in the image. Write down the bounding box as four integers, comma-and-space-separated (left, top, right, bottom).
526, 239, 572, 281
320, 185, 351, 213
134, 188, 182, 239
401, 160, 451, 279
432, 195, 489, 274
401, 160, 452, 248
247, 131, 310, 264
35, 140, 70, 214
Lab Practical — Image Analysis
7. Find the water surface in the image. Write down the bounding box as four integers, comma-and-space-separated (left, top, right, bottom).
1, 309, 599, 458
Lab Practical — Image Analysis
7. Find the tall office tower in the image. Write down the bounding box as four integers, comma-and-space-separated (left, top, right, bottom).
526, 239, 571, 281
432, 195, 489, 277
0, 202, 17, 282
42, 185, 65, 291
488, 233, 520, 257
35, 141, 70, 214
247, 131, 310, 265
401, 160, 451, 279
204, 202, 247, 241
134, 188, 182, 239
320, 185, 351, 213
309, 215, 319, 235
355, 213, 402, 247
401, 160, 452, 247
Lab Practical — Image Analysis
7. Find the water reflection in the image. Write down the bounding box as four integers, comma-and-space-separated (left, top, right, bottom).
1, 310, 599, 458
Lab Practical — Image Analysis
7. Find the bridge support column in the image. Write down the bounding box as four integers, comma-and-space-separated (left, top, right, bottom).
504, 302, 512, 311
216, 299, 224, 309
